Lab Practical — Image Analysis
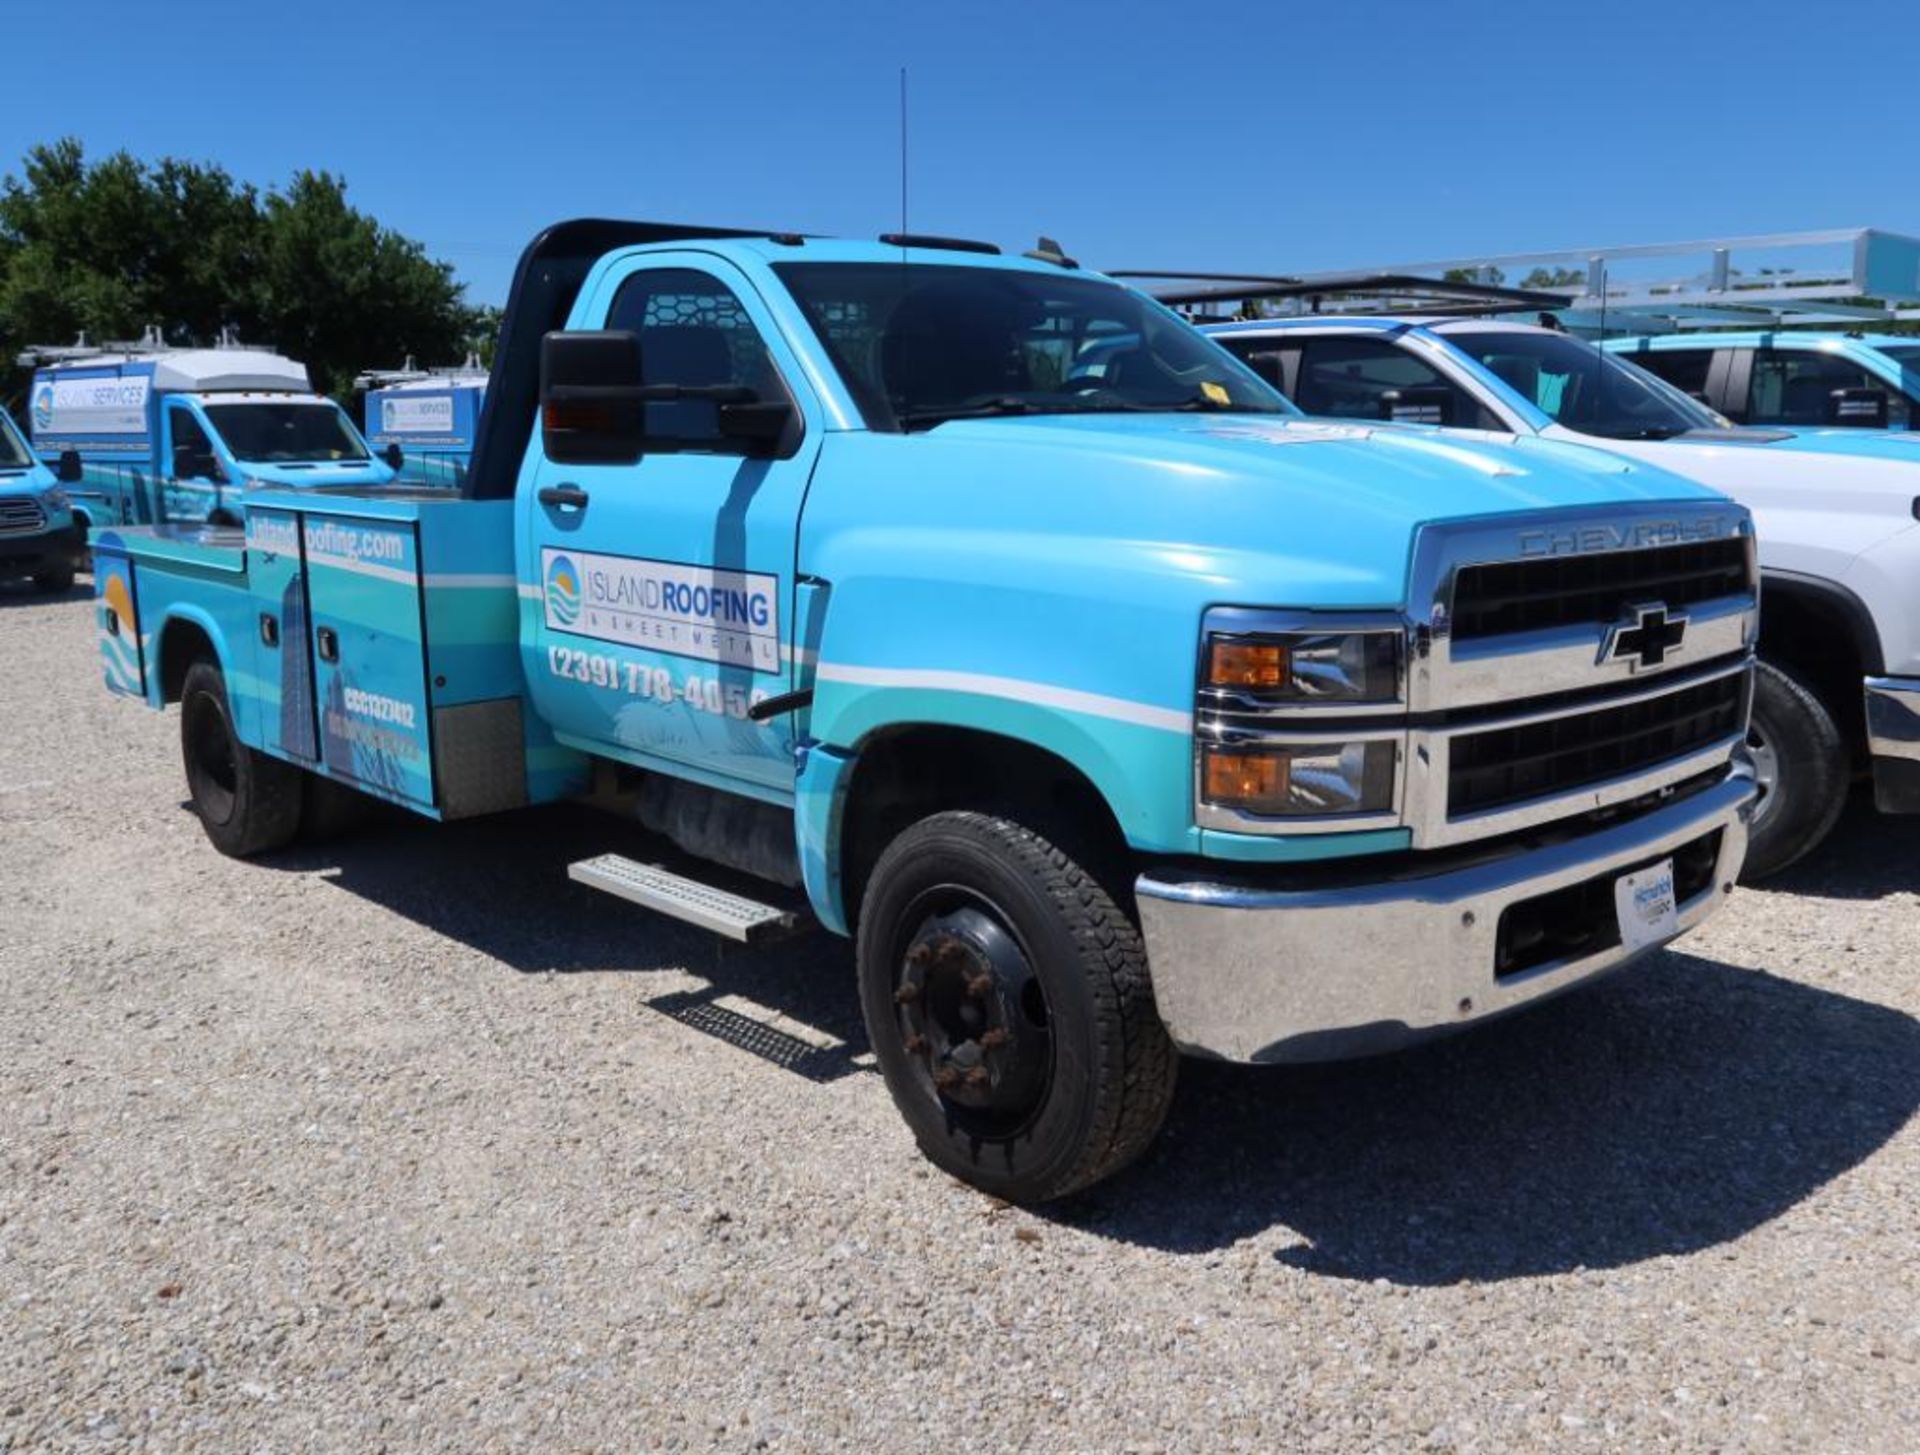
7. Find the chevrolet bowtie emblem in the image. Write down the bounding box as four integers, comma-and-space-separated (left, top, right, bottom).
1602, 602, 1688, 672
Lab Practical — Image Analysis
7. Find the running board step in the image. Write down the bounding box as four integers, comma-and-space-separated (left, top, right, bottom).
568, 854, 809, 945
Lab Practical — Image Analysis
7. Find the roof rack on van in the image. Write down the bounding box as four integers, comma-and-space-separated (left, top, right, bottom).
354, 353, 489, 391
17, 324, 261, 369
1114, 270, 1565, 317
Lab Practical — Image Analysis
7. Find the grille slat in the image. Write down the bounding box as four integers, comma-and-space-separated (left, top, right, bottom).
0, 498, 47, 536
1449, 674, 1747, 817
1451, 539, 1749, 640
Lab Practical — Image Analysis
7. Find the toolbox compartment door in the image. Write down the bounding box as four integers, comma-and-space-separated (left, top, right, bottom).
94, 543, 147, 699
245, 508, 318, 763
301, 515, 436, 808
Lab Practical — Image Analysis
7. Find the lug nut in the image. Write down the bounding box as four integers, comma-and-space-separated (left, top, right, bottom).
964, 1066, 990, 1088
965, 973, 994, 999
893, 982, 920, 1004
904, 1034, 929, 1055
979, 1027, 1009, 1050
933, 1067, 961, 1091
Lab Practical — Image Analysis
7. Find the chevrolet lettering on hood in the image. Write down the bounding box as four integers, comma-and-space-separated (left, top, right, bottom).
1516, 514, 1737, 558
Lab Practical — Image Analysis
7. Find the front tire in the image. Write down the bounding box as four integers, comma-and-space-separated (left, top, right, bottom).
1742, 658, 1849, 881
31, 562, 75, 593
856, 810, 1177, 1203
180, 659, 303, 857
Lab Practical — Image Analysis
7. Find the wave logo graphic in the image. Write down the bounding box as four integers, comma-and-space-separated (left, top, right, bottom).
546, 554, 581, 626
31, 384, 55, 433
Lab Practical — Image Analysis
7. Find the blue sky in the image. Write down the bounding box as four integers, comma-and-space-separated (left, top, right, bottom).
4, 0, 1917, 308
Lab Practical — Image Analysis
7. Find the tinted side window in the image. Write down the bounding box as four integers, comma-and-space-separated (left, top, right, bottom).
605, 268, 782, 442
1293, 337, 1497, 429
1214, 336, 1295, 393
1748, 348, 1880, 426
169, 407, 214, 468
1632, 348, 1714, 401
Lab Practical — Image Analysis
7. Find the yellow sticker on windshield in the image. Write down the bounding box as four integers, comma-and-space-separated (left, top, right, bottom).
1201, 380, 1231, 406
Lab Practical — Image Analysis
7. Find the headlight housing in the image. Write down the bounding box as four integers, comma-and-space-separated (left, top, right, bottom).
1195, 612, 1408, 830
39, 487, 70, 512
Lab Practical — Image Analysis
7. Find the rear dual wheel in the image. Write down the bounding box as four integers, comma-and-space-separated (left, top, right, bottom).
856, 810, 1178, 1204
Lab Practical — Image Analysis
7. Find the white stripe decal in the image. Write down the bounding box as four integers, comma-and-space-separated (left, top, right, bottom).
304, 551, 418, 586
814, 662, 1191, 734
517, 583, 542, 600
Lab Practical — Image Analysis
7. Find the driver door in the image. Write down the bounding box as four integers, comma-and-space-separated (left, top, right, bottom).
521, 254, 823, 798
161, 402, 229, 524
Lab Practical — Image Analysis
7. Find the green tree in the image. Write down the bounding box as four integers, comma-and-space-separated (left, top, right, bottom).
1520, 266, 1586, 290
0, 140, 480, 406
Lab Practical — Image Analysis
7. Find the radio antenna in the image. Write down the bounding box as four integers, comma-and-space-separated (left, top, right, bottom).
898, 67, 909, 242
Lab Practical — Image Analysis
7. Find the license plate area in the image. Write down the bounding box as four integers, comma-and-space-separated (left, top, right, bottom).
1494, 829, 1723, 980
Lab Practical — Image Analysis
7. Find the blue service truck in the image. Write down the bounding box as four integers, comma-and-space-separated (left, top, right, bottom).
0, 407, 84, 591
1606, 332, 1920, 432
93, 219, 1760, 1200
24, 334, 395, 533
358, 359, 487, 490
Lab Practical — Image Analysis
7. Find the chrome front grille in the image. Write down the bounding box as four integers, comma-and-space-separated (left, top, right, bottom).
1198, 501, 1758, 848
1450, 537, 1752, 640
1446, 668, 1750, 817
0, 497, 47, 536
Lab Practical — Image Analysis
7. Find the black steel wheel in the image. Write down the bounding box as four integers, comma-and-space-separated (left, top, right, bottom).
1742, 657, 1849, 881
857, 810, 1177, 1203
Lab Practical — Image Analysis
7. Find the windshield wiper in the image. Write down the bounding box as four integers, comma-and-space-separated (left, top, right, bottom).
895, 396, 1050, 429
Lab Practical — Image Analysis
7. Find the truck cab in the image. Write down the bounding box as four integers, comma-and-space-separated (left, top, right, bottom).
1606, 332, 1920, 432
93, 220, 1758, 1202
1206, 314, 1920, 876
24, 334, 394, 531
357, 359, 487, 490
0, 407, 83, 592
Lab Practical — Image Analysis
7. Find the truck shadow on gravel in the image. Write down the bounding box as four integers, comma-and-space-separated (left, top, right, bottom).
258, 800, 1918, 1285
0, 581, 91, 610
258, 801, 872, 1080
1757, 791, 1918, 901
1062, 950, 1920, 1282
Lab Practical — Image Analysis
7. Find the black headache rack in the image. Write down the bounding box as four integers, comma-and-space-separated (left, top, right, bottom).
1110, 269, 1568, 318
463, 218, 784, 501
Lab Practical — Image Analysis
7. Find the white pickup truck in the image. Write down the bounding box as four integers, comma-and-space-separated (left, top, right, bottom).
1204, 314, 1920, 877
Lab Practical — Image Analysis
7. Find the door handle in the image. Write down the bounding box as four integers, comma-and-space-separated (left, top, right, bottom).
538, 483, 590, 510
316, 626, 339, 663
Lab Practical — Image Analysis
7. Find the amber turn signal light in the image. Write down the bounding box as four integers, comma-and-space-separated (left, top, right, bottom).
1203, 750, 1290, 809
1208, 640, 1289, 690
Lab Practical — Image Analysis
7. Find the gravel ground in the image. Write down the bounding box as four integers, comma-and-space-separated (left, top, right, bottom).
1, 579, 1916, 1454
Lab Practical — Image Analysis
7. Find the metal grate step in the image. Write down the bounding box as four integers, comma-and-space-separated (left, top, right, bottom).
568, 853, 809, 945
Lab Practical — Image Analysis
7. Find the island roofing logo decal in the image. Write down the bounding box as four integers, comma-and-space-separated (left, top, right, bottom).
545, 553, 582, 626
31, 384, 55, 432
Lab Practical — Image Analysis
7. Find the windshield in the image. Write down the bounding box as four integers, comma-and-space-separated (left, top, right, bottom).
0, 413, 31, 469
202, 402, 371, 464
774, 262, 1294, 430
1875, 346, 1920, 380
1447, 330, 1726, 440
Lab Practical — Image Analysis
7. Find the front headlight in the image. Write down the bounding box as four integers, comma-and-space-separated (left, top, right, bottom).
1201, 740, 1398, 816
40, 487, 70, 512
1195, 613, 1408, 830
1203, 628, 1400, 705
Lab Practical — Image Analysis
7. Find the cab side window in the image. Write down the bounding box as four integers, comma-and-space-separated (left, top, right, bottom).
604, 268, 783, 444
1293, 336, 1500, 430
1748, 349, 1882, 426
168, 407, 217, 477
1631, 348, 1714, 402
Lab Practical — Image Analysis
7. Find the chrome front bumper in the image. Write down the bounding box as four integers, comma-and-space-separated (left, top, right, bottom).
1865, 676, 1920, 813
1135, 768, 1754, 1064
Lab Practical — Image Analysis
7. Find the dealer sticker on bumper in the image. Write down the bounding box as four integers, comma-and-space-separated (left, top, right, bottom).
1614, 858, 1679, 952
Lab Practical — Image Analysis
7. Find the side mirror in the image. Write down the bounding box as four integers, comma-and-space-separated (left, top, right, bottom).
1829, 386, 1890, 428
1381, 385, 1455, 427
55, 449, 83, 484
382, 442, 404, 470
541, 330, 648, 465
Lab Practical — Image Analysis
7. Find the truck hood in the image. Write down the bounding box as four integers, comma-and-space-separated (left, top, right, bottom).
812, 413, 1727, 611
240, 459, 397, 488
